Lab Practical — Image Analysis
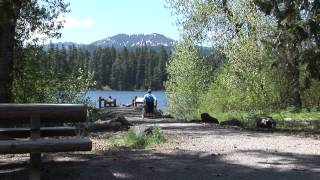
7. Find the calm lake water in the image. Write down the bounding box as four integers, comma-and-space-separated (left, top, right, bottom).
86, 90, 167, 110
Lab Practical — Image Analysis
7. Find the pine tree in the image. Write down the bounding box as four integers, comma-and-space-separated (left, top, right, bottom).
111, 55, 122, 90
135, 47, 146, 89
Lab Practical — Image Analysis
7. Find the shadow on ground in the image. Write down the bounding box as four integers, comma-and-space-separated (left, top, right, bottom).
1, 107, 320, 180
1, 147, 319, 180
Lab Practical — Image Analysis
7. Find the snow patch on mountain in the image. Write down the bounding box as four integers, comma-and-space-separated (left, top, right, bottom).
90, 33, 176, 48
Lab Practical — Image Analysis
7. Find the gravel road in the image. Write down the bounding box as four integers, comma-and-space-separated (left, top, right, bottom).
1, 107, 319, 180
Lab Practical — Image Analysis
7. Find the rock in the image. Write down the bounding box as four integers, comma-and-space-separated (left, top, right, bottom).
200, 113, 219, 124
89, 115, 131, 132
131, 125, 155, 137
111, 115, 131, 126
256, 116, 276, 129
220, 119, 243, 127
107, 115, 131, 131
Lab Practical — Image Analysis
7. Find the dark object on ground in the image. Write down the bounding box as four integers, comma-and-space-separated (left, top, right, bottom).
89, 115, 131, 132
256, 116, 276, 129
220, 119, 243, 127
201, 113, 219, 124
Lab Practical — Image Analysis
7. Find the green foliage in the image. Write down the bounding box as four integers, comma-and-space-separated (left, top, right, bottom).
267, 111, 320, 131
302, 80, 320, 110
12, 45, 95, 104
167, 0, 320, 118
0, 0, 69, 102
166, 40, 210, 120
16, 0, 70, 43
16, 0, 70, 44
254, 0, 320, 108
199, 36, 288, 112
124, 126, 166, 148
211, 110, 320, 131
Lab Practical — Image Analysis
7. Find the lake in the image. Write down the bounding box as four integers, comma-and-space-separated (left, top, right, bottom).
86, 90, 167, 110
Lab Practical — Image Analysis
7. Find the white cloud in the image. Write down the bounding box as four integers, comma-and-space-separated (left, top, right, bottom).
58, 15, 94, 28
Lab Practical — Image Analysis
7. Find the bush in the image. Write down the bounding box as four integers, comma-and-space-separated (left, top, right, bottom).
302, 80, 320, 110
165, 41, 210, 120
199, 37, 288, 113
124, 125, 166, 148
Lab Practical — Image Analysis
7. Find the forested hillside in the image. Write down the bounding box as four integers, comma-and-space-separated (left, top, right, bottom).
44, 44, 170, 90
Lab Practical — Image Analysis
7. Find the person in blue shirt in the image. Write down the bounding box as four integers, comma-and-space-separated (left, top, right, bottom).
143, 89, 157, 117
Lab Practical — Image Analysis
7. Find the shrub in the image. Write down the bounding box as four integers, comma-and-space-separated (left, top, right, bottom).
124, 125, 166, 148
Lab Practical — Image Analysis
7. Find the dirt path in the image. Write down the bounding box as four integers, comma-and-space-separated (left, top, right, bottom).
1, 107, 320, 180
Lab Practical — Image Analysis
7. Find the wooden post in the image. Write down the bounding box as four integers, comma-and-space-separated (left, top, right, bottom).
132, 98, 135, 109
133, 96, 137, 108
98, 96, 102, 109
155, 100, 158, 109
30, 114, 41, 180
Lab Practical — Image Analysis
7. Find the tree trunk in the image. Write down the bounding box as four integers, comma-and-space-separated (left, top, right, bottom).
0, 1, 20, 103
283, 0, 302, 109
287, 60, 302, 109
286, 40, 302, 109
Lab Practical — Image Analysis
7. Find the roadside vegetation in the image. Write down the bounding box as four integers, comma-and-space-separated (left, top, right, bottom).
165, 0, 320, 130
108, 125, 166, 149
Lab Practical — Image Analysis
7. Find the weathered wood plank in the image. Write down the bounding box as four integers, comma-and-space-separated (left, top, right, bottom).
0, 104, 87, 124
0, 139, 92, 154
0, 127, 78, 138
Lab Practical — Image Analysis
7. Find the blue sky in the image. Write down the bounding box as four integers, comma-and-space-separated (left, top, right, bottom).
53, 0, 180, 44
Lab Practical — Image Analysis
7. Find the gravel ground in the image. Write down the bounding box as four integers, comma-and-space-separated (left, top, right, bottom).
1, 108, 320, 180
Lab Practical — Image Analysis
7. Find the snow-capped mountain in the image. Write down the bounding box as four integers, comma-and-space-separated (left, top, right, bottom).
90, 33, 176, 48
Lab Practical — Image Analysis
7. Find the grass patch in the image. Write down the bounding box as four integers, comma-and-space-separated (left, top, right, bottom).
125, 125, 166, 148
269, 111, 320, 131
108, 125, 166, 149
269, 111, 320, 121
212, 111, 261, 128
210, 111, 320, 131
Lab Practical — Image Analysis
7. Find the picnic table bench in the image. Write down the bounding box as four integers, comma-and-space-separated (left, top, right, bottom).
99, 96, 117, 108
0, 104, 92, 180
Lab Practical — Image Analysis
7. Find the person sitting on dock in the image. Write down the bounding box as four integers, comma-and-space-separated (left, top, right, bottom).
143, 89, 157, 118
105, 96, 116, 107
106, 96, 113, 102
